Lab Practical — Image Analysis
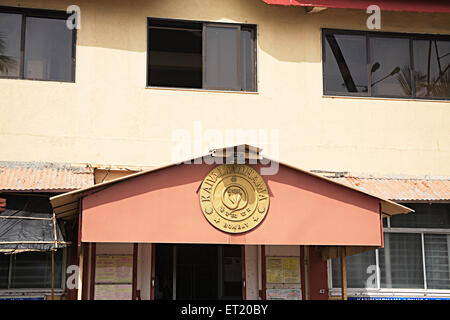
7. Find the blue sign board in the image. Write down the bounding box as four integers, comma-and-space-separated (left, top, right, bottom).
0, 296, 45, 300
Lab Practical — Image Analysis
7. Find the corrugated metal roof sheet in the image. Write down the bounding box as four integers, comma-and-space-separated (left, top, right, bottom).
0, 162, 94, 191
331, 177, 450, 201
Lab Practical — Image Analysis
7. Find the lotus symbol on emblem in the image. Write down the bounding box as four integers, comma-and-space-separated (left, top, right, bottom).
223, 186, 247, 211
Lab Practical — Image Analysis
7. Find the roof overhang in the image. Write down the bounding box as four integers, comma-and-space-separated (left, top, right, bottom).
260, 0, 450, 13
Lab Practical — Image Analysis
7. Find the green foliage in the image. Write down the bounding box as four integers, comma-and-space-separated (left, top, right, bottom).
0, 32, 18, 74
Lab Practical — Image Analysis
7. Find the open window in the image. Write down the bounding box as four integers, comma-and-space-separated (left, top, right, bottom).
147, 18, 256, 92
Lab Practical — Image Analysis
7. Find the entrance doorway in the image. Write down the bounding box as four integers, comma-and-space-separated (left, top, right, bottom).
155, 244, 243, 300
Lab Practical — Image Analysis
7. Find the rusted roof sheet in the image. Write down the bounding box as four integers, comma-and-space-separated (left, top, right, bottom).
331, 177, 450, 201
0, 162, 94, 192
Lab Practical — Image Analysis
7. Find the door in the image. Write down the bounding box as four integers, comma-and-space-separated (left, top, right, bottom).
154, 244, 243, 300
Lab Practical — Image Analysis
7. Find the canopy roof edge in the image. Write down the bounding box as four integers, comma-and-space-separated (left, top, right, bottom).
50, 145, 413, 218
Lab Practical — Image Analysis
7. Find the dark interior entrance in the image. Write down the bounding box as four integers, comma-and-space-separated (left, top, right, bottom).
155, 244, 242, 300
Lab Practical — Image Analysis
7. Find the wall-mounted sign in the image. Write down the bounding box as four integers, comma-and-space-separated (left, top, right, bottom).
95, 255, 133, 283
94, 255, 133, 300
94, 284, 132, 300
199, 164, 269, 234
266, 289, 302, 300
266, 257, 301, 284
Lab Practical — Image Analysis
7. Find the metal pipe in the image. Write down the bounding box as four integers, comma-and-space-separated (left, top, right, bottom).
51, 250, 55, 300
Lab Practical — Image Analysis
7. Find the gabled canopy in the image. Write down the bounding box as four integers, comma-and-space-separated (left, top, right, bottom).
50, 145, 412, 250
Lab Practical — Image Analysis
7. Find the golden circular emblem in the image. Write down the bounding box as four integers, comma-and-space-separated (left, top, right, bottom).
199, 164, 269, 234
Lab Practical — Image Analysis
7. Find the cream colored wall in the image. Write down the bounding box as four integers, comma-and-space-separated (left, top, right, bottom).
0, 0, 449, 177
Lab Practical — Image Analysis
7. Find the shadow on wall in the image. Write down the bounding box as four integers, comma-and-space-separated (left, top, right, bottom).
3, 0, 450, 65
72, 0, 450, 63
72, 0, 325, 63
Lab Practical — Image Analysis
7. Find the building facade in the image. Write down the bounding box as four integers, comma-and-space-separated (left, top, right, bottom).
0, 0, 449, 300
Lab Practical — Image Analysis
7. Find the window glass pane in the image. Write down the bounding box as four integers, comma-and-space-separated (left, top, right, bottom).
331, 250, 376, 288
24, 17, 73, 81
205, 25, 239, 90
0, 254, 9, 289
379, 233, 424, 289
424, 234, 450, 289
390, 204, 450, 229
0, 12, 21, 77
240, 28, 255, 92
414, 39, 450, 99
324, 33, 367, 94
148, 20, 202, 88
10, 250, 63, 288
370, 37, 411, 97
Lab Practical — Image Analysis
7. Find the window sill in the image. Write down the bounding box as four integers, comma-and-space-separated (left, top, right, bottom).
146, 86, 259, 95
329, 288, 450, 297
0, 77, 75, 84
322, 94, 450, 103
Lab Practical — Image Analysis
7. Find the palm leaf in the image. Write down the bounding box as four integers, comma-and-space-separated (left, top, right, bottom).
0, 32, 18, 74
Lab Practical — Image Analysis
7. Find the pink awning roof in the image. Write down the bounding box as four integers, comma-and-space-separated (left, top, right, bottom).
260, 0, 450, 13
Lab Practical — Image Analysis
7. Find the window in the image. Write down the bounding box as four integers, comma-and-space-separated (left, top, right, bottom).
330, 203, 450, 292
323, 32, 367, 94
0, 6, 75, 82
414, 40, 450, 98
424, 234, 450, 289
147, 18, 256, 91
379, 233, 424, 289
370, 37, 411, 97
331, 250, 376, 288
323, 29, 450, 100
0, 250, 64, 289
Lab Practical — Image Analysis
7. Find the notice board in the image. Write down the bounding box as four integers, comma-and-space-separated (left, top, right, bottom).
94, 284, 132, 300
94, 255, 133, 300
266, 257, 300, 284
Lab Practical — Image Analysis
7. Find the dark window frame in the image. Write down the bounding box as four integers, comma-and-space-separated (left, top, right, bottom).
322, 28, 450, 101
146, 17, 257, 92
0, 5, 77, 83
0, 250, 66, 290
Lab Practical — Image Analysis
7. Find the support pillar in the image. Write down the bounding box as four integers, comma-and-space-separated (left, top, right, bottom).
132, 243, 138, 300
89, 243, 96, 300
340, 249, 348, 301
